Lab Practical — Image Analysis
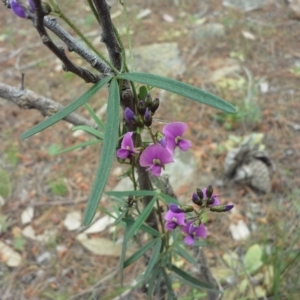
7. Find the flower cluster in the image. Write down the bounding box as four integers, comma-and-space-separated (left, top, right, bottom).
117, 93, 191, 177
117, 122, 191, 176
164, 186, 234, 246
9, 0, 35, 18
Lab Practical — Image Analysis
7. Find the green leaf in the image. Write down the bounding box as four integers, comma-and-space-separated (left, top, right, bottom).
72, 125, 103, 139
84, 103, 105, 131
52, 139, 100, 155
170, 265, 216, 291
0, 167, 12, 198
125, 196, 157, 240
144, 238, 162, 279
122, 218, 160, 237
161, 268, 176, 300
138, 85, 148, 100
244, 244, 263, 274
157, 192, 179, 205
174, 244, 198, 265
20, 76, 112, 140
118, 72, 236, 114
123, 238, 157, 268
106, 190, 157, 198
83, 78, 120, 225
119, 222, 129, 286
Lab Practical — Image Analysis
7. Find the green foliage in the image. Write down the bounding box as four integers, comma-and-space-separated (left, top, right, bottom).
20, 75, 112, 140
118, 72, 236, 113
13, 236, 26, 251
49, 178, 68, 196
0, 168, 12, 198
83, 78, 120, 225
4, 144, 20, 166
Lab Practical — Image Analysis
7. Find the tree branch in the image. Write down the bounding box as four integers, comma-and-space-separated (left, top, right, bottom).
92, 0, 122, 71
0, 82, 96, 128
30, 0, 100, 83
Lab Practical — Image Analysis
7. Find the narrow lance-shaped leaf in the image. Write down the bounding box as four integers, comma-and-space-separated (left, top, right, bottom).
52, 139, 101, 155
144, 238, 162, 279
125, 196, 157, 240
118, 72, 236, 114
72, 125, 103, 139
83, 78, 120, 225
122, 217, 160, 237
123, 238, 158, 268
20, 76, 112, 139
170, 265, 217, 291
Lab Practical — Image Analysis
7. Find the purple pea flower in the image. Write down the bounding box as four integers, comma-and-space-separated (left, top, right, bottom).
139, 144, 174, 177
117, 132, 138, 159
181, 221, 207, 246
202, 187, 220, 206
163, 122, 191, 153
28, 0, 35, 12
10, 0, 26, 18
164, 207, 186, 231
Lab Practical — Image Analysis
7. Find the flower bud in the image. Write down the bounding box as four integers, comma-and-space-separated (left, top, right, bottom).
137, 100, 146, 115
41, 2, 52, 15
124, 107, 135, 123
157, 132, 167, 148
196, 188, 204, 199
210, 204, 234, 213
143, 108, 152, 127
192, 193, 202, 206
150, 97, 160, 113
180, 205, 194, 213
206, 185, 213, 198
145, 93, 152, 107
134, 115, 144, 127
10, 0, 26, 18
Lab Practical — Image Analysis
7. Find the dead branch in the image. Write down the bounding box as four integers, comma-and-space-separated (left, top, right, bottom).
0, 82, 96, 128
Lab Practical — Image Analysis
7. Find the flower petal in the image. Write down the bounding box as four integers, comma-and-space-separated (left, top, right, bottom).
11, 0, 26, 18
163, 122, 188, 138
165, 221, 177, 231
195, 223, 207, 238
169, 204, 184, 213
183, 235, 194, 246
121, 132, 138, 153
178, 139, 191, 151
117, 149, 130, 159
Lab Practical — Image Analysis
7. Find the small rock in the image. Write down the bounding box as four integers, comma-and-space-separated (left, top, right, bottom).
21, 206, 34, 225
0, 241, 22, 267
229, 220, 250, 240
288, 0, 300, 20
83, 215, 115, 234
36, 251, 52, 265
63, 211, 82, 231
223, 0, 270, 12
192, 23, 225, 40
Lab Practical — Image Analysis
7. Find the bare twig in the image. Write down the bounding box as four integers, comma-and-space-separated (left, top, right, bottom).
0, 82, 97, 128
30, 0, 100, 83
92, 0, 122, 71
43, 16, 112, 75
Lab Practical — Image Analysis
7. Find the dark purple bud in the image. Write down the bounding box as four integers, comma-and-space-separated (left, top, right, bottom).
196, 188, 204, 199
169, 203, 184, 213
143, 108, 152, 127
210, 204, 234, 213
124, 107, 135, 123
192, 193, 202, 206
11, 0, 26, 18
137, 100, 146, 115
150, 97, 160, 113
145, 93, 152, 107
206, 185, 213, 198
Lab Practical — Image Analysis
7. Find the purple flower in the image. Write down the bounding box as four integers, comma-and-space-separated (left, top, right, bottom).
158, 136, 167, 148
202, 187, 220, 206
124, 107, 135, 123
139, 144, 174, 176
181, 221, 207, 246
169, 203, 184, 213
163, 122, 191, 153
164, 209, 186, 231
117, 132, 138, 159
10, 0, 26, 18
